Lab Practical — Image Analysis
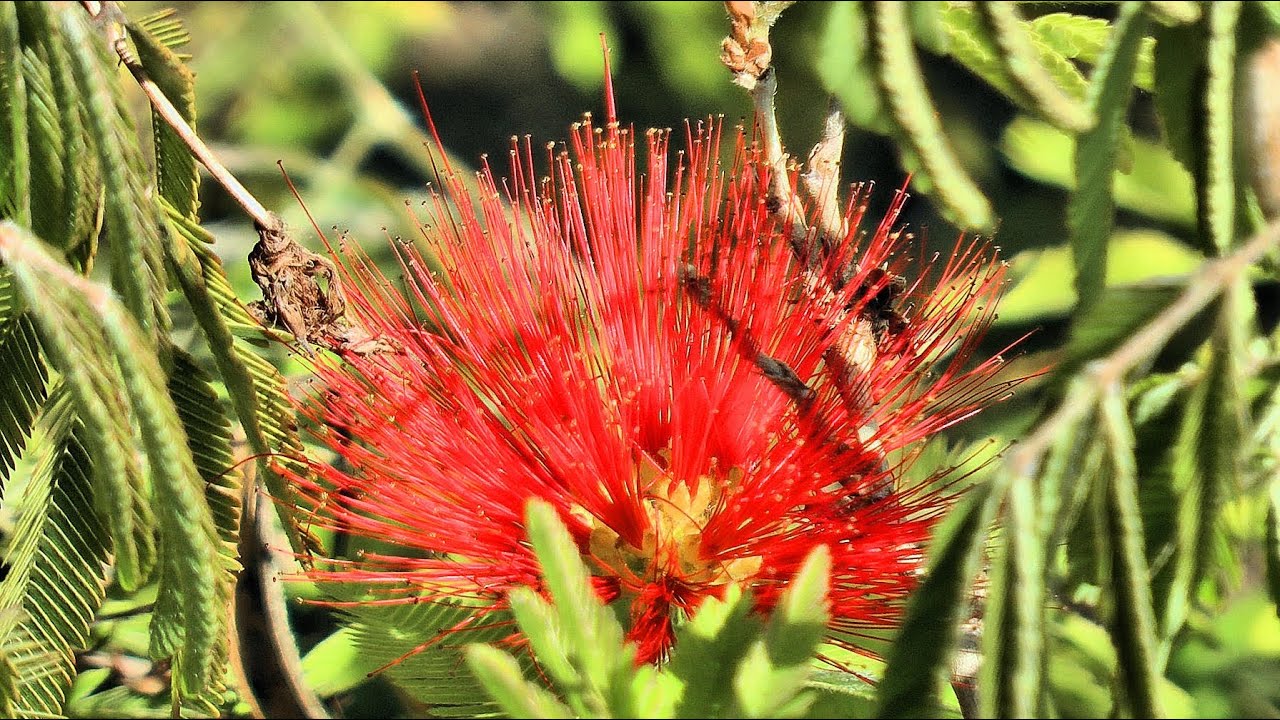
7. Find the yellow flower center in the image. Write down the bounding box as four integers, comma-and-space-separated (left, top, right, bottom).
573, 455, 763, 588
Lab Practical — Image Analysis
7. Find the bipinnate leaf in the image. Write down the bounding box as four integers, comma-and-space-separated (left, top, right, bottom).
163, 205, 314, 556
0, 222, 225, 703
869, 1, 993, 232
0, 387, 111, 717
875, 480, 1004, 718
1068, 1, 1148, 313
1099, 387, 1166, 719
980, 475, 1045, 718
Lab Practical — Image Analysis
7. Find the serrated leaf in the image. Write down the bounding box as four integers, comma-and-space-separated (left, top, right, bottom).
1202, 1, 1242, 255
0, 222, 222, 701
874, 479, 1004, 718
0, 223, 147, 589
0, 318, 46, 485
134, 8, 192, 55
0, 386, 111, 717
1029, 12, 1157, 92
166, 349, 242, 710
1068, 1, 1148, 313
870, 2, 993, 231
0, 1, 30, 227
60, 7, 164, 339
977, 2, 1093, 132
1156, 282, 1249, 652
162, 206, 314, 556
1099, 387, 1166, 718
128, 15, 199, 219
338, 598, 514, 716
980, 475, 1045, 718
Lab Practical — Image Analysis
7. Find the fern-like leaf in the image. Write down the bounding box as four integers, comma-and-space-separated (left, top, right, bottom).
0, 386, 111, 718
0, 222, 223, 701
164, 207, 316, 556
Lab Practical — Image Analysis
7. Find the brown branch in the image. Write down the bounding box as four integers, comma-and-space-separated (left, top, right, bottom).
79, 1, 397, 357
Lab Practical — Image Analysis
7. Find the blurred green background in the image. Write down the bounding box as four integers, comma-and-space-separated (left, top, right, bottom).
84, 2, 1277, 717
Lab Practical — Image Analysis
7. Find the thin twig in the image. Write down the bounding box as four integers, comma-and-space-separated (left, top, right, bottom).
80, 0, 277, 231
1008, 218, 1280, 479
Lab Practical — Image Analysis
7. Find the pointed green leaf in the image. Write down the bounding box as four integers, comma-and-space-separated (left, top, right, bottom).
60, 7, 162, 338
338, 598, 515, 715
816, 2, 889, 134
1203, 1, 1242, 255
465, 644, 574, 719
1099, 387, 1166, 719
128, 13, 200, 219
0, 318, 46, 484
977, 2, 1094, 132
0, 1, 30, 226
875, 479, 1004, 718
163, 205, 314, 556
870, 1, 993, 231
1068, 1, 1149, 313
0, 386, 111, 716
0, 221, 222, 700
525, 498, 628, 694
980, 475, 1045, 718
0, 222, 145, 589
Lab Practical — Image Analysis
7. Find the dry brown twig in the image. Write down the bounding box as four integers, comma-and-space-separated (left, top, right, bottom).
79, 0, 394, 357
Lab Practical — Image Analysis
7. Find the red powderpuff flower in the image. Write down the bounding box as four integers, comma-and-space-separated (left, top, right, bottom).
287, 89, 1014, 666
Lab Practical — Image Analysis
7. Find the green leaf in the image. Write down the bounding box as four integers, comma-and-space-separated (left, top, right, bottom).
977, 2, 1093, 132
875, 479, 1004, 718
869, 1, 994, 231
162, 206, 315, 556
299, 627, 378, 699
165, 349, 242, 710
1202, 1, 1242, 255
1152, 21, 1206, 172
0, 222, 222, 700
1099, 387, 1166, 718
0, 222, 148, 589
128, 12, 200, 220
980, 475, 1045, 718
1000, 116, 1196, 228
96, 301, 221, 697
0, 386, 111, 716
60, 7, 163, 339
739, 546, 832, 718
0, 318, 46, 485
526, 499, 630, 695
1068, 1, 1149, 313
465, 644, 574, 719
1157, 283, 1249, 649
1029, 12, 1157, 92
0, 1, 30, 226
340, 599, 514, 716
1267, 483, 1280, 617
668, 586, 761, 718
1060, 283, 1188, 383
817, 2, 889, 134
1147, 2, 1203, 26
